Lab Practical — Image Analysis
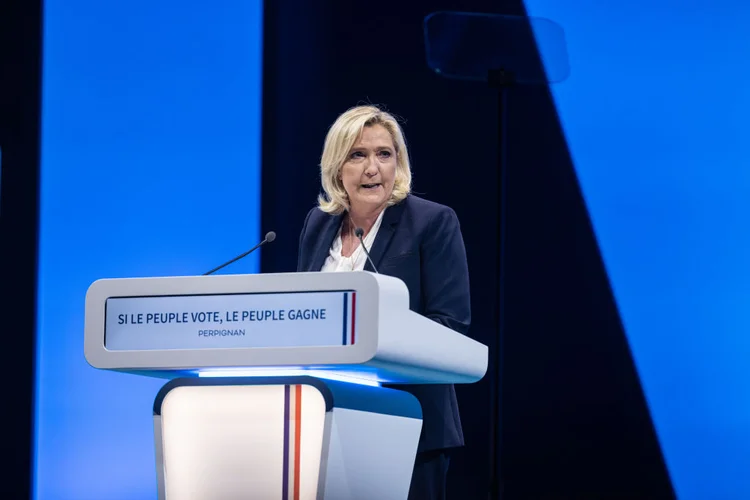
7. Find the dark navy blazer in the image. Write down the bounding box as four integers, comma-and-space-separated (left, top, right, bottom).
296, 194, 471, 452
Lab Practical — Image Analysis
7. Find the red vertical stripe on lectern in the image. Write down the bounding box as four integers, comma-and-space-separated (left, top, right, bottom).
350, 292, 356, 344
294, 384, 302, 500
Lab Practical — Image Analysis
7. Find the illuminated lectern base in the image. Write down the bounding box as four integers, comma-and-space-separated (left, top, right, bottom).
153, 376, 422, 500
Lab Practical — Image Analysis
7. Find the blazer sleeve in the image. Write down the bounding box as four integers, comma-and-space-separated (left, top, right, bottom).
419, 207, 472, 335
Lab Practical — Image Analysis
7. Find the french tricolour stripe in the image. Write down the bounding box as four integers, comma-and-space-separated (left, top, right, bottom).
342, 292, 357, 345
283, 384, 302, 500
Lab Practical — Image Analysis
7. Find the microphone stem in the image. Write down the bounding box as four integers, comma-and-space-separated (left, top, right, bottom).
356, 234, 379, 273
203, 240, 266, 276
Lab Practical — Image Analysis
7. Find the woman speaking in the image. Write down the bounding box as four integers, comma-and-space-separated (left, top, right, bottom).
296, 105, 471, 499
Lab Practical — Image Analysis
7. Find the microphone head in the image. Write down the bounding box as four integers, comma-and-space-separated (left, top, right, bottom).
354, 227, 365, 238
265, 231, 277, 243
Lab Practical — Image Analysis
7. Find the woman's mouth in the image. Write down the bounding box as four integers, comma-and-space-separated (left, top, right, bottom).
361, 183, 381, 190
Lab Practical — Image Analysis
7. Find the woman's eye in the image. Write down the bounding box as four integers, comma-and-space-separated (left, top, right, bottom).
378, 151, 392, 157
350, 151, 365, 159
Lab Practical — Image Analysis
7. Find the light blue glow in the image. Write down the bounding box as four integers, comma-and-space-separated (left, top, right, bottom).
35, 1, 263, 498
523, 1, 750, 498
198, 369, 383, 387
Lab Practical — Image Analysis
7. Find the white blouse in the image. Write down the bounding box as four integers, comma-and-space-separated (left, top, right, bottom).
320, 209, 386, 272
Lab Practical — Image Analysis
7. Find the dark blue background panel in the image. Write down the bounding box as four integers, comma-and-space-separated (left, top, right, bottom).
34, 2, 263, 498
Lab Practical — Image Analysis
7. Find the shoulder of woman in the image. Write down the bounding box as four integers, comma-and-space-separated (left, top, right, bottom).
404, 194, 458, 225
305, 206, 338, 225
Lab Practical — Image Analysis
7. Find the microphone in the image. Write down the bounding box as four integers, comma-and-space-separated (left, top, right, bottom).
354, 227, 379, 273
203, 231, 276, 276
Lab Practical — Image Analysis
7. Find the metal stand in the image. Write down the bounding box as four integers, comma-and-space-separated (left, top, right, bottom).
487, 67, 515, 500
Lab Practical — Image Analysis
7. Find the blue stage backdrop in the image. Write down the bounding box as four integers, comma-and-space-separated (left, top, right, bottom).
34, 2, 263, 498
523, 1, 750, 498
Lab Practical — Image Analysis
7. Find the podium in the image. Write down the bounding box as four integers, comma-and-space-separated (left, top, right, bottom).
84, 271, 488, 499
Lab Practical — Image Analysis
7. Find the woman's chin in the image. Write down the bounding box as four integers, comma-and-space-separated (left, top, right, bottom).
351, 193, 387, 211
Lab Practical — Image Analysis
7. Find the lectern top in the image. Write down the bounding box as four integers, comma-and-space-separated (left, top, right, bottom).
84, 271, 488, 385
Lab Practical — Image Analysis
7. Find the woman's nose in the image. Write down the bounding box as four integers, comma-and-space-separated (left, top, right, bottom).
364, 159, 378, 175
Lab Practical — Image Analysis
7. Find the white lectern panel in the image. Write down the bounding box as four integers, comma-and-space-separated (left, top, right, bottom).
158, 384, 327, 500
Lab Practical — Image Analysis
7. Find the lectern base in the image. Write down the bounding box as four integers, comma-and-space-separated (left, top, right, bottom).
153, 376, 423, 500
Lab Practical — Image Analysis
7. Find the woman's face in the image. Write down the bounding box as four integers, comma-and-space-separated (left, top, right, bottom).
339, 124, 397, 215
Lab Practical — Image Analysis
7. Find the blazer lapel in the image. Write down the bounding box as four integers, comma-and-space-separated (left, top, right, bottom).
307, 213, 343, 272
365, 200, 406, 272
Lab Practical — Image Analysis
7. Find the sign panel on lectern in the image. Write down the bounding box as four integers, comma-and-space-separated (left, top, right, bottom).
105, 290, 358, 351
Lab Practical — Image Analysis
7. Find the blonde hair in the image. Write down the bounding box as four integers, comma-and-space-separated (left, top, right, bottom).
317, 105, 412, 214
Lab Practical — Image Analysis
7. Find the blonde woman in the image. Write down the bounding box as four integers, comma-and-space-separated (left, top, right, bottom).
297, 105, 471, 499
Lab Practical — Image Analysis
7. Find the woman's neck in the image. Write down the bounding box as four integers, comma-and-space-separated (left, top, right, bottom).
348, 205, 384, 235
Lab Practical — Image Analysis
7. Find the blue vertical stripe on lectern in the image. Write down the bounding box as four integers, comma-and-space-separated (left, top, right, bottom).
282, 385, 290, 500
342, 292, 348, 345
